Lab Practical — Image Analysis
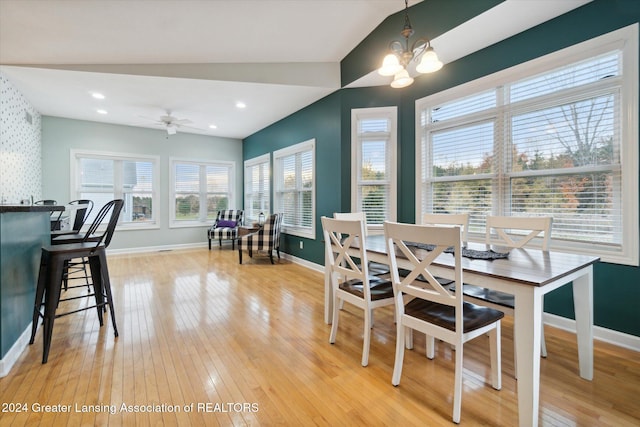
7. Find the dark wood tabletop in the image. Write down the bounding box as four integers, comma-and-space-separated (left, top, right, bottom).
361, 234, 600, 287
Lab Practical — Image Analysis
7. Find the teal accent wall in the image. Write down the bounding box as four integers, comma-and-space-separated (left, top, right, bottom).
244, 0, 640, 337
244, 93, 342, 264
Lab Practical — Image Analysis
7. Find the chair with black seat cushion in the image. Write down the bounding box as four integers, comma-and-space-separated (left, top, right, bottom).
29, 199, 124, 363
322, 216, 395, 367
208, 209, 243, 250
238, 213, 283, 264
460, 215, 552, 362
384, 221, 503, 424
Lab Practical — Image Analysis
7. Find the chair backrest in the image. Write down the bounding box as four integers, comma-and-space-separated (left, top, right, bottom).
485, 216, 552, 250
67, 199, 94, 232
322, 216, 372, 297
263, 212, 283, 247
83, 199, 124, 249
384, 221, 463, 320
422, 213, 469, 246
216, 209, 243, 226
334, 212, 368, 236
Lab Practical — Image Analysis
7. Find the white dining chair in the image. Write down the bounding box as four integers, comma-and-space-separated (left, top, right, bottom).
322, 216, 395, 367
463, 215, 553, 367
384, 221, 503, 424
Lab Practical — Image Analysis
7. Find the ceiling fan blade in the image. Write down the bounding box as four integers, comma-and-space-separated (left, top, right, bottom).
172, 118, 192, 125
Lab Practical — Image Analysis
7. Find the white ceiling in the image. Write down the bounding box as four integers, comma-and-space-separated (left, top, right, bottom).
0, 0, 590, 139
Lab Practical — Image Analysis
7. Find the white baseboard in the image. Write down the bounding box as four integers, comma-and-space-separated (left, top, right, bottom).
544, 312, 640, 352
107, 242, 207, 255
0, 323, 33, 378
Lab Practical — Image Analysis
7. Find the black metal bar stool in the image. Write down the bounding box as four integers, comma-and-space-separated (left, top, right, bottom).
29, 199, 123, 363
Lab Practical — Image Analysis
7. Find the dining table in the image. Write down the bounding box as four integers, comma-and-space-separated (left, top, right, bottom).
323, 233, 599, 427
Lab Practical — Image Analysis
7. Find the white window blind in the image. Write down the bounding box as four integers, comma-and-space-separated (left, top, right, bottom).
274, 139, 315, 239
352, 107, 397, 229
171, 159, 234, 225
73, 151, 158, 226
416, 26, 638, 265
244, 154, 270, 224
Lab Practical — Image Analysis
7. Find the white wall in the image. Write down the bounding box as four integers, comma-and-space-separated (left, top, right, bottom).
41, 116, 243, 251
0, 72, 42, 204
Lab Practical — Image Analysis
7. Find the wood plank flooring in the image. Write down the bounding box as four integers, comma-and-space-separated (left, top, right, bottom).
1, 248, 638, 426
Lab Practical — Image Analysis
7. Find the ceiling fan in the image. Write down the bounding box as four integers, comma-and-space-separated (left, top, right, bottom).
140, 111, 199, 135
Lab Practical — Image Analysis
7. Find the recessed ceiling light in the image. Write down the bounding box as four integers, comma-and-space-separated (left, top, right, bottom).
209, 124, 218, 129
96, 109, 108, 115
236, 102, 246, 109
91, 92, 105, 99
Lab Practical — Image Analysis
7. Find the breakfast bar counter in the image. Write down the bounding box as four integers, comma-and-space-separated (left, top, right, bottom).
0, 205, 64, 375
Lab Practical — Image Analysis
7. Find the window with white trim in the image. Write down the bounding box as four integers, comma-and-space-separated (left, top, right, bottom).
273, 139, 315, 239
416, 25, 638, 265
244, 154, 270, 224
351, 107, 397, 232
71, 150, 159, 228
170, 158, 235, 226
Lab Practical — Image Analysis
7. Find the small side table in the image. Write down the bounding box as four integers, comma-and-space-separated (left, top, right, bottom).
238, 225, 261, 237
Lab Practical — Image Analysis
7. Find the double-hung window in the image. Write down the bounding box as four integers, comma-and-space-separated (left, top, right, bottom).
416, 25, 638, 265
71, 150, 158, 228
351, 107, 397, 232
170, 158, 235, 226
244, 154, 271, 224
273, 139, 315, 239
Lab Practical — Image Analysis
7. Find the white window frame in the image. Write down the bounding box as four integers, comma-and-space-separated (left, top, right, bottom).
70, 149, 160, 230
169, 157, 236, 228
244, 153, 271, 224
415, 24, 638, 266
351, 107, 398, 234
273, 138, 316, 239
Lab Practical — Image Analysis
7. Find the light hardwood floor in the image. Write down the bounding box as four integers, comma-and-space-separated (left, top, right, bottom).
1, 248, 638, 426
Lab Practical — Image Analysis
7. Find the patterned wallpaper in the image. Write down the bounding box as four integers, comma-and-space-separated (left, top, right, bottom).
0, 72, 42, 204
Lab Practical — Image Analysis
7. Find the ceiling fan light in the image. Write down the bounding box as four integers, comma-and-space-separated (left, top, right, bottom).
166, 124, 177, 135
416, 47, 443, 74
378, 53, 403, 76
390, 69, 414, 88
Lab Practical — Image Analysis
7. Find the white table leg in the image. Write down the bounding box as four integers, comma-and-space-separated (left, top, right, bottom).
514, 288, 543, 427
572, 265, 594, 380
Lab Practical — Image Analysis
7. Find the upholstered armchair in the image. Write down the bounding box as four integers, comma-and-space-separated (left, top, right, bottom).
238, 213, 283, 264
208, 209, 243, 250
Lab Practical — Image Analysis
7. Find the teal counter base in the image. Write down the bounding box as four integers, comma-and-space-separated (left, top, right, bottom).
1, 211, 49, 372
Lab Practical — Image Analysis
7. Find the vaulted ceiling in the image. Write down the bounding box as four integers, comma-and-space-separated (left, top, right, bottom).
0, 0, 590, 139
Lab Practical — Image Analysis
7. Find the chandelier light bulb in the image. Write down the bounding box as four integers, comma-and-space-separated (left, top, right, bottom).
390, 69, 414, 88
379, 53, 403, 76
416, 47, 443, 74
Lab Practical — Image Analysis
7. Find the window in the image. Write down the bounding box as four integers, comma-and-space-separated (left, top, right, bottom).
351, 107, 397, 232
416, 25, 638, 265
244, 154, 270, 224
71, 150, 159, 228
273, 139, 315, 239
170, 158, 235, 226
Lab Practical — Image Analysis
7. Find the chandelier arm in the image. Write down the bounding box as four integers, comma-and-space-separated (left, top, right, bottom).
410, 38, 431, 62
